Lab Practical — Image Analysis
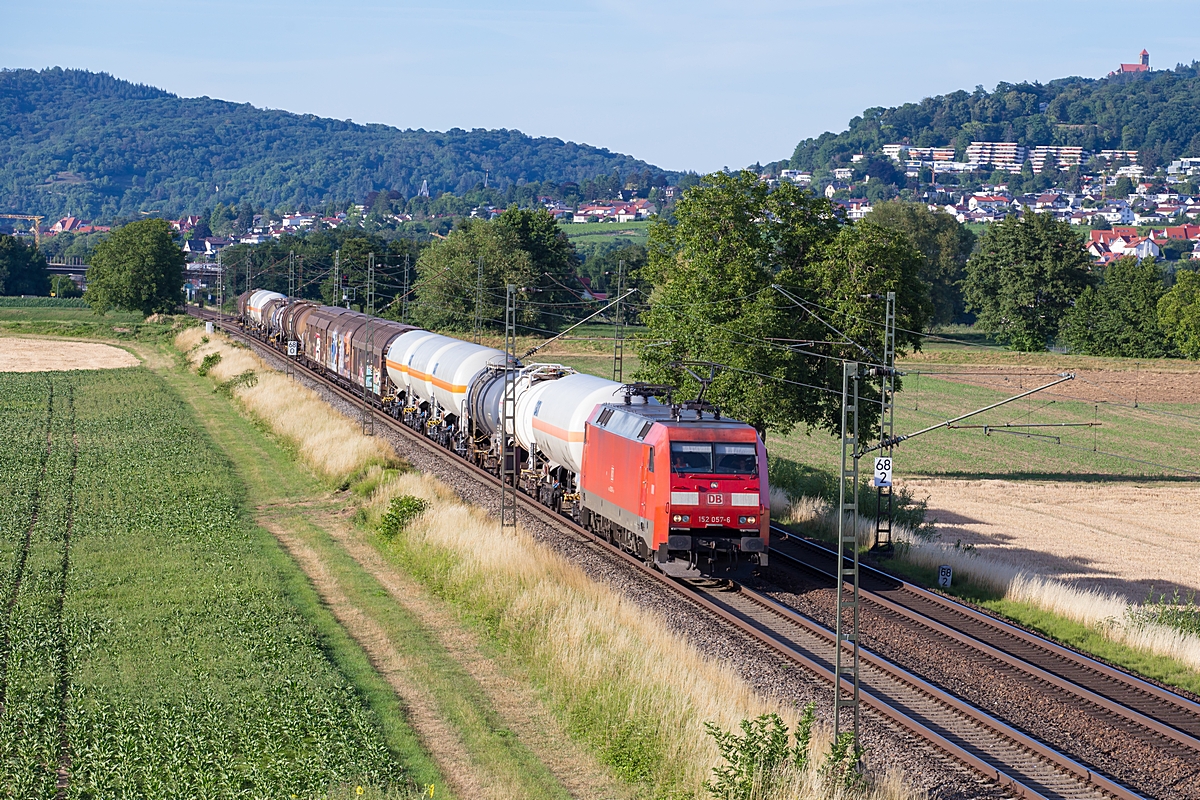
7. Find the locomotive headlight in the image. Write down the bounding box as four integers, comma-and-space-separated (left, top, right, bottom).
738, 515, 757, 525
673, 514, 690, 523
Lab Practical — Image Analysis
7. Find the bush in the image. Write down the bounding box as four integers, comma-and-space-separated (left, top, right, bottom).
215, 369, 257, 396
378, 495, 429, 539
704, 705, 867, 799
196, 352, 221, 376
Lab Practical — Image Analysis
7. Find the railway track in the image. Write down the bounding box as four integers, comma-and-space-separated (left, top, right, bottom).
767, 528, 1200, 753
194, 309, 1162, 800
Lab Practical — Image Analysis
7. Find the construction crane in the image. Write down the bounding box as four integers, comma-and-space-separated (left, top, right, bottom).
0, 214, 45, 248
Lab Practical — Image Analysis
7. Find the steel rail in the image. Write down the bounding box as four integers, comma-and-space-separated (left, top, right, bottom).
191, 308, 1146, 800
693, 580, 1144, 800
770, 524, 1200, 741
766, 536, 1200, 764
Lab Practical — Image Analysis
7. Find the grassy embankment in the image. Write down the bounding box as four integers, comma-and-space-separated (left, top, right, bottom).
176, 325, 923, 800
0, 365, 435, 797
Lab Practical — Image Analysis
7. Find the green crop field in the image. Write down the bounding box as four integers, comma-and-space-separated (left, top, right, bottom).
0, 368, 417, 796
559, 220, 650, 246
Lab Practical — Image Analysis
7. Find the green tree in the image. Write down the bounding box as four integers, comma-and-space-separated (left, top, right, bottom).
410, 219, 534, 332
636, 171, 929, 437
0, 234, 50, 295
1060, 257, 1171, 357
963, 214, 1095, 351
868, 200, 976, 325
492, 206, 581, 317
208, 201, 237, 236
1111, 176, 1134, 199
84, 219, 185, 315
1158, 270, 1200, 359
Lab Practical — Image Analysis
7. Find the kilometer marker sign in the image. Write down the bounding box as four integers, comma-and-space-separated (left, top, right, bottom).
873, 457, 892, 487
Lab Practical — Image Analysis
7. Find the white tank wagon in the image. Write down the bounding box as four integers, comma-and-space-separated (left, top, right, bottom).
388, 331, 451, 407
244, 290, 285, 327
515, 372, 625, 473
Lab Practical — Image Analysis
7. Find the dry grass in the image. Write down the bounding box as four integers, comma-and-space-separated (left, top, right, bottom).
367, 473, 919, 799
175, 327, 395, 478
776, 491, 1200, 673
904, 479, 1200, 601
368, 469, 782, 793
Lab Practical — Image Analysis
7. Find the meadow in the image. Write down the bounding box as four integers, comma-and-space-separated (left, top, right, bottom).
559, 221, 650, 249
0, 367, 427, 797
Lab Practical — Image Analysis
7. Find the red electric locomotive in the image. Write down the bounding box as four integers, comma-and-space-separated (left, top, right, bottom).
578, 389, 768, 576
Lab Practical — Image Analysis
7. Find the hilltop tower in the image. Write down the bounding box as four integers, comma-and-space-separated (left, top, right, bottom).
1111, 50, 1150, 75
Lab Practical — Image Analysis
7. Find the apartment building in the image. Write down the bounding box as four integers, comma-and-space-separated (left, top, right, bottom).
965, 142, 1028, 170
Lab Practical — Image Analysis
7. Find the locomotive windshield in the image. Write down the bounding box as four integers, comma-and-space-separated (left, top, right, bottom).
669, 442, 758, 475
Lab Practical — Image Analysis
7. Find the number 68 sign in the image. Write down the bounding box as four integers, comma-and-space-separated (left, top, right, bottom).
872, 457, 893, 487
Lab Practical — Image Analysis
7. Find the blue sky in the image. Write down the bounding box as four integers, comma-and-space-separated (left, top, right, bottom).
4, 1, 1199, 172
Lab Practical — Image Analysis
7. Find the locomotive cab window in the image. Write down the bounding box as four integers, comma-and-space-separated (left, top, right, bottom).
714, 443, 757, 475
670, 443, 713, 473
669, 442, 757, 474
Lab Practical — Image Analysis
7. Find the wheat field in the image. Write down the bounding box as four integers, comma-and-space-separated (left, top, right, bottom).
903, 478, 1200, 602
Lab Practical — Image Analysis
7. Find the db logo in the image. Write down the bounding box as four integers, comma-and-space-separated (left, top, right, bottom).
707, 494, 724, 505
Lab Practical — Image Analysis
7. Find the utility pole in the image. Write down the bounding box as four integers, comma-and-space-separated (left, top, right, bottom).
288, 250, 296, 298
216, 250, 224, 325
501, 284, 518, 531
873, 291, 896, 554
612, 259, 626, 383
401, 254, 410, 323
298, 255, 304, 299
361, 253, 376, 436
474, 255, 485, 344
333, 250, 341, 307
834, 360, 861, 749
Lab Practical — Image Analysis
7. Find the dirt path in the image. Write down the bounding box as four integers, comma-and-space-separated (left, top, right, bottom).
904, 478, 1200, 601
0, 336, 139, 371
318, 510, 631, 800
258, 514, 499, 800
261, 503, 629, 800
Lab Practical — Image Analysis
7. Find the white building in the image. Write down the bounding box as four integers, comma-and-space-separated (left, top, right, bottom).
966, 142, 1027, 171
779, 169, 813, 186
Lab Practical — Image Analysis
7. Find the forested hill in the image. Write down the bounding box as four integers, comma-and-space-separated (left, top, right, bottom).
788, 61, 1200, 171
0, 67, 665, 220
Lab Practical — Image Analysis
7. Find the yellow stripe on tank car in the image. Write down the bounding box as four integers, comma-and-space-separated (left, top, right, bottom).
384, 360, 468, 392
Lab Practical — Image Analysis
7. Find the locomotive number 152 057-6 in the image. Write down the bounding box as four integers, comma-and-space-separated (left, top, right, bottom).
697, 515, 730, 525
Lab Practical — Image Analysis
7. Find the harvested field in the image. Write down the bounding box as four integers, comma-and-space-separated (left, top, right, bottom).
0, 336, 139, 371
920, 365, 1200, 405
903, 478, 1200, 601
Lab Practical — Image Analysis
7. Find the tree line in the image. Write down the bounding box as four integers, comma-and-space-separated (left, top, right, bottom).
963, 214, 1198, 358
